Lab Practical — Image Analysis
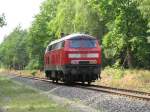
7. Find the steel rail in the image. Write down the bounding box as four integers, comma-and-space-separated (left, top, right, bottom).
90, 85, 150, 96
76, 85, 150, 101
12, 74, 150, 101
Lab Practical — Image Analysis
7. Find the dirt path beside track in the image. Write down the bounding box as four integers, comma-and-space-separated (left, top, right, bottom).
0, 108, 4, 112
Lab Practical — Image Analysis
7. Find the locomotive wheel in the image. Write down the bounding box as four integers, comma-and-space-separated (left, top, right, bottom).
45, 74, 48, 79
45, 71, 51, 79
69, 74, 73, 84
64, 74, 68, 83
56, 78, 58, 83
88, 74, 91, 85
82, 74, 85, 85
88, 81, 91, 85
51, 71, 56, 83
64, 74, 72, 85
52, 78, 55, 83
55, 72, 58, 83
82, 81, 85, 85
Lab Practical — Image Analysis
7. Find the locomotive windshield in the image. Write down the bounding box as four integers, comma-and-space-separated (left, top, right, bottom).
69, 39, 96, 48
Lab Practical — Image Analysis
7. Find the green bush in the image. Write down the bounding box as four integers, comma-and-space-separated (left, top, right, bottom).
25, 59, 40, 70
31, 70, 37, 77
104, 66, 125, 79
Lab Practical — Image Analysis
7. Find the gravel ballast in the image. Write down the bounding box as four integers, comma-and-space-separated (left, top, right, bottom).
0, 108, 4, 112
9, 75, 150, 112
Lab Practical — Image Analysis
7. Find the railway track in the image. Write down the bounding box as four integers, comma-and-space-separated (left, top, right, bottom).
12, 74, 150, 101
76, 85, 150, 101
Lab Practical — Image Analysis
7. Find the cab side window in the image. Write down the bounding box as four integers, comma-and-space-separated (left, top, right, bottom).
48, 45, 52, 51
55, 43, 60, 49
51, 44, 57, 50
58, 41, 65, 49
61, 41, 65, 48
56, 41, 64, 49
49, 41, 65, 51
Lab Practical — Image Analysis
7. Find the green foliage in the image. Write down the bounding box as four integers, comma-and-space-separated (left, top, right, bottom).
25, 59, 40, 70
139, 0, 150, 18
99, 0, 150, 68
138, 0, 150, 36
0, 13, 6, 27
0, 26, 29, 69
0, 76, 70, 112
27, 0, 60, 69
48, 0, 104, 38
104, 66, 125, 79
0, 0, 150, 70
30, 70, 37, 77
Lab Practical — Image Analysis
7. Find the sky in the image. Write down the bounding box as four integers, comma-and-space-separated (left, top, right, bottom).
0, 0, 44, 43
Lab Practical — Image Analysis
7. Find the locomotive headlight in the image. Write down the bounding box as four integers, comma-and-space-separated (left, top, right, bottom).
87, 53, 99, 58
71, 60, 79, 64
90, 60, 97, 64
68, 54, 80, 58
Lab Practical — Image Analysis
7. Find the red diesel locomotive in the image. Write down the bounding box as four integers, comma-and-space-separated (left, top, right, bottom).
44, 33, 101, 84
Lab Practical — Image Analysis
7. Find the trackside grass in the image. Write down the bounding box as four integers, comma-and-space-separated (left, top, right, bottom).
0, 76, 70, 112
95, 67, 150, 92
1, 68, 150, 92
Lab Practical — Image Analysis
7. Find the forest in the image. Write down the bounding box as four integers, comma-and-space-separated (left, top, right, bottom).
0, 0, 150, 70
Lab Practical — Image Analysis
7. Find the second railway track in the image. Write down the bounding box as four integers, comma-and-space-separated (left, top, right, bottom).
12, 74, 150, 101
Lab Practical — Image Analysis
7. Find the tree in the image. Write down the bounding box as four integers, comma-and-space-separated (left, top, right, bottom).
92, 0, 150, 68
139, 0, 150, 18
0, 26, 29, 69
0, 13, 6, 27
49, 0, 104, 38
138, 0, 150, 36
27, 0, 60, 69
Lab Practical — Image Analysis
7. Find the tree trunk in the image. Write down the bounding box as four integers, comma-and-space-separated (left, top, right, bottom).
127, 48, 133, 68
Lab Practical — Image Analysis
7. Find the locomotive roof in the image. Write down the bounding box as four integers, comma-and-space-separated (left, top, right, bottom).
48, 33, 96, 46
